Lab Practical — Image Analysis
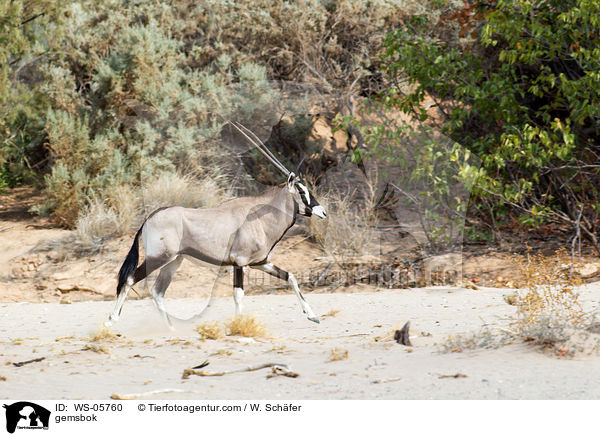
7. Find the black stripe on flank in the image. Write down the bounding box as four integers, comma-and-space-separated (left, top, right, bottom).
146, 206, 170, 220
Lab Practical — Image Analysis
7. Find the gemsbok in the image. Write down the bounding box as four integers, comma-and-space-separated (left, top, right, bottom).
105, 121, 327, 328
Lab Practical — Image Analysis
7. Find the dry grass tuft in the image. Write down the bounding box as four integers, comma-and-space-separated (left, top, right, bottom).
328, 347, 349, 362
321, 309, 340, 319
225, 314, 266, 338
210, 349, 233, 356
440, 328, 512, 353
511, 248, 588, 347
89, 325, 121, 343
268, 345, 289, 354
195, 321, 224, 341
69, 173, 228, 255
308, 187, 378, 261
141, 173, 225, 215
82, 344, 110, 354
74, 197, 122, 252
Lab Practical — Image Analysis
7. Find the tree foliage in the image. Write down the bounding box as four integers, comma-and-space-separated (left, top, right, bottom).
377, 0, 600, 250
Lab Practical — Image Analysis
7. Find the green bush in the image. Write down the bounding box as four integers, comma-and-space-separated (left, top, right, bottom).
0, 0, 65, 188
34, 2, 286, 226
373, 0, 600, 250
0, 0, 438, 229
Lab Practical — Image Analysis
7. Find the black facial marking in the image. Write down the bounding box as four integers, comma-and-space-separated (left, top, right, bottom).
299, 186, 310, 207
297, 183, 319, 216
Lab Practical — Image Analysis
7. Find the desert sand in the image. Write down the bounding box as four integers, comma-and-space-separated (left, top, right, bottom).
1, 284, 600, 400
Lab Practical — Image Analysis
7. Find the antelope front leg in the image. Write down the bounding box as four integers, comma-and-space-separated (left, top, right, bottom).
233, 266, 244, 316
253, 263, 319, 323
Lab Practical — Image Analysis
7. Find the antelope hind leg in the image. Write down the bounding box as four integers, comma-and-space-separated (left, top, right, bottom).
105, 283, 131, 327
150, 256, 183, 330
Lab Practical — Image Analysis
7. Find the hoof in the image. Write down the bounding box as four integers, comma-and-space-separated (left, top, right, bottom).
104, 320, 113, 328
308, 316, 320, 324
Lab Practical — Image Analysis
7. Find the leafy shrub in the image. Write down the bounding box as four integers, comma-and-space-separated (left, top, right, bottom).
2, 0, 418, 228
0, 0, 65, 187
33, 2, 285, 227
373, 0, 600, 251
336, 107, 478, 253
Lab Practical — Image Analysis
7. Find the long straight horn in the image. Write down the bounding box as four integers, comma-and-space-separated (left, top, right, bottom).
229, 121, 291, 177
232, 121, 286, 172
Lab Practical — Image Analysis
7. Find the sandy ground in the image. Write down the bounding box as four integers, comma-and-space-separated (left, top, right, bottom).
1, 285, 600, 400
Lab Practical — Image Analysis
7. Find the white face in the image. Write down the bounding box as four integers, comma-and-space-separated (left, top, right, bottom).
295, 182, 326, 219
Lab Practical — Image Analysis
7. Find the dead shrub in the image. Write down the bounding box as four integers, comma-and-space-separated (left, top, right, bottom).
70, 173, 227, 254
74, 198, 121, 252
108, 185, 140, 235
140, 173, 225, 216
307, 177, 379, 261
225, 314, 266, 338
514, 248, 583, 291
494, 249, 600, 356
439, 250, 594, 354
511, 249, 587, 347
195, 321, 224, 341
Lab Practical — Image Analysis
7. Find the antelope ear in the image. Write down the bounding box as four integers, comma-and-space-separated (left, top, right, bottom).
294, 157, 306, 176
287, 172, 296, 192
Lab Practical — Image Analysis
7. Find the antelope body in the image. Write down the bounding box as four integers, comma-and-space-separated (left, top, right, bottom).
106, 174, 326, 328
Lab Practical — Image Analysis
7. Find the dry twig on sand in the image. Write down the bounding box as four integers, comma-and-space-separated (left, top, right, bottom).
182, 361, 298, 379
12, 357, 45, 367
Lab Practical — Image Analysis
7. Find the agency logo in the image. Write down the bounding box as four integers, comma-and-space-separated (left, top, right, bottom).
2, 402, 50, 434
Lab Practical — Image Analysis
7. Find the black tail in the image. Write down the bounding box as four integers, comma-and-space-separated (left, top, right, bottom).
116, 225, 143, 296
